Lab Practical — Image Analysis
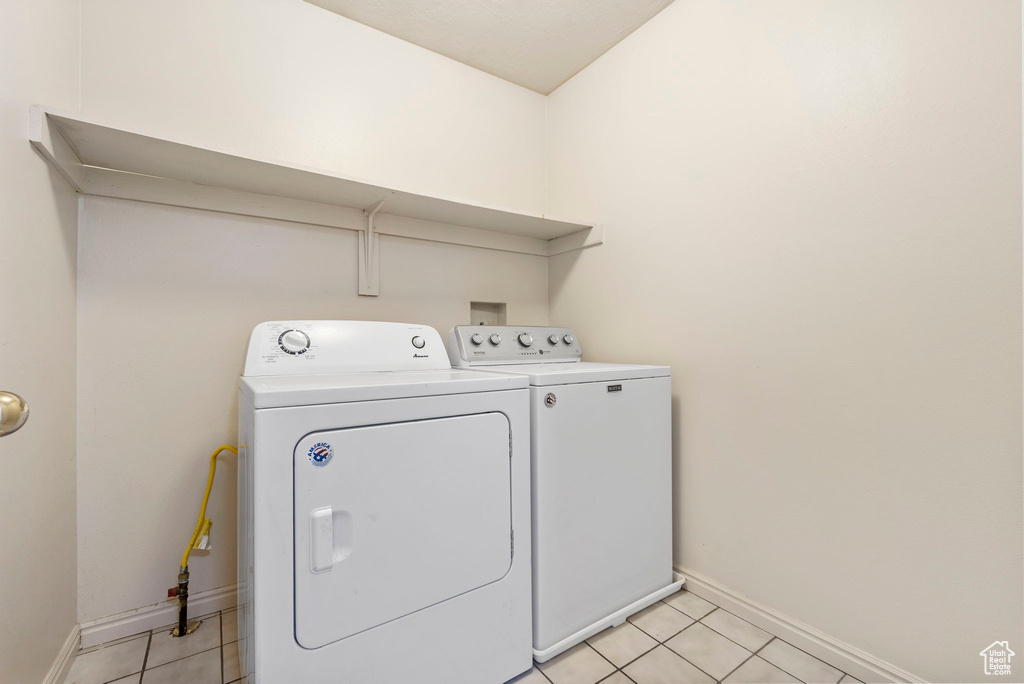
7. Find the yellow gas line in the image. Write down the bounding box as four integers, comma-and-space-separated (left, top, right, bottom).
182, 444, 238, 569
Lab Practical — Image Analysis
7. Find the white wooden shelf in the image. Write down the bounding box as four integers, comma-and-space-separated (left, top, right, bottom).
29, 106, 601, 295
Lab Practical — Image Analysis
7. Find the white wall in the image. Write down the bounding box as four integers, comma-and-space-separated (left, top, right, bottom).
74, 0, 550, 628
76, 198, 547, 622
547, 1, 1022, 681
0, 0, 80, 681
81, 0, 548, 213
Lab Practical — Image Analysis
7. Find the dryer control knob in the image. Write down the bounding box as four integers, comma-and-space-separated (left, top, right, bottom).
411, 336, 426, 349
548, 334, 560, 345
489, 334, 502, 346
518, 333, 534, 347
279, 329, 310, 354
470, 333, 484, 346
563, 334, 575, 345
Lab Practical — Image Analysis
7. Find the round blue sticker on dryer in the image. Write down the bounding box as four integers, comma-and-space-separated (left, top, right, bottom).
308, 442, 333, 467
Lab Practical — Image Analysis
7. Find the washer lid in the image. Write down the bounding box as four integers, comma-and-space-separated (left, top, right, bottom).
240, 369, 527, 408
470, 362, 670, 386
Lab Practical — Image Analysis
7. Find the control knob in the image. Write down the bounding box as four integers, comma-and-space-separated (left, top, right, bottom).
470, 333, 484, 346
279, 329, 310, 355
518, 333, 533, 348
411, 336, 426, 349
548, 334, 560, 345
563, 334, 574, 345
489, 334, 502, 346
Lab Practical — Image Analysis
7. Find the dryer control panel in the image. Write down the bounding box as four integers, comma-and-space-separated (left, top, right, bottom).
243, 321, 450, 376
448, 326, 582, 367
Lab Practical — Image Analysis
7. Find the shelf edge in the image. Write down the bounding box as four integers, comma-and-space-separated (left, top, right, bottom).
30, 105, 600, 262
80, 166, 552, 257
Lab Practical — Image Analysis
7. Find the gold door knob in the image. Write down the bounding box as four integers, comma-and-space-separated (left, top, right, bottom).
0, 392, 29, 436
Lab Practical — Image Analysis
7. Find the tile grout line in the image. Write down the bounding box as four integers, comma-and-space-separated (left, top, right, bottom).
761, 632, 849, 684
661, 596, 716, 622
697, 607, 777, 653
79, 632, 150, 658
592, 601, 691, 677
716, 635, 777, 683
585, 639, 624, 675
630, 620, 693, 645
141, 613, 223, 674
532, 661, 555, 683
89, 631, 151, 684
538, 592, 855, 684
609, 640, 661, 672
141, 642, 222, 672
753, 636, 846, 684
599, 667, 638, 684
137, 631, 152, 684
759, 636, 814, 684
659, 618, 733, 684
656, 597, 768, 683
610, 600, 732, 684
543, 604, 684, 679
697, 605, 851, 683
655, 620, 724, 684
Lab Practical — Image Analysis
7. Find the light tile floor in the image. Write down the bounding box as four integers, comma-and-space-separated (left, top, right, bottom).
67, 590, 864, 684
520, 589, 865, 684
64, 608, 242, 684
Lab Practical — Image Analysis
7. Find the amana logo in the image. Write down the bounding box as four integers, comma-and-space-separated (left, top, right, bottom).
307, 442, 334, 467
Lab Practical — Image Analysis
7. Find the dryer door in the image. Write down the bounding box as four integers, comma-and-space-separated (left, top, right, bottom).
293, 412, 513, 649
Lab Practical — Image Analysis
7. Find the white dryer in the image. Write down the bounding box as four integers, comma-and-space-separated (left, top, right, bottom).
447, 326, 682, 663
237, 321, 532, 684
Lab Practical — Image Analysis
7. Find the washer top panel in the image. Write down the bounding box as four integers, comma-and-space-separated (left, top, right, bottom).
468, 362, 670, 386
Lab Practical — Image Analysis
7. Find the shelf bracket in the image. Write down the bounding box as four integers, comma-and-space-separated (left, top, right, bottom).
358, 196, 388, 296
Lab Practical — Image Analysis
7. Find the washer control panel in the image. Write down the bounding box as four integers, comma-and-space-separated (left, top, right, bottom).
448, 326, 582, 366
243, 321, 451, 376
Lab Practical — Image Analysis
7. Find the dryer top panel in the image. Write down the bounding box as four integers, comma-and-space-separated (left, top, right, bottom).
240, 369, 527, 408
243, 321, 450, 377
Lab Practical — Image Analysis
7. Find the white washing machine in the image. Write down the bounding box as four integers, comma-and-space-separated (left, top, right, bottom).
447, 326, 682, 663
237, 321, 532, 684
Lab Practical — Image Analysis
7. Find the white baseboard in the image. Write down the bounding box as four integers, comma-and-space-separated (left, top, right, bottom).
42, 623, 79, 684
79, 584, 238, 649
674, 568, 926, 684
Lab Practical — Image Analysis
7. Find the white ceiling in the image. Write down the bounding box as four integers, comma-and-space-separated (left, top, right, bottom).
304, 0, 675, 94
